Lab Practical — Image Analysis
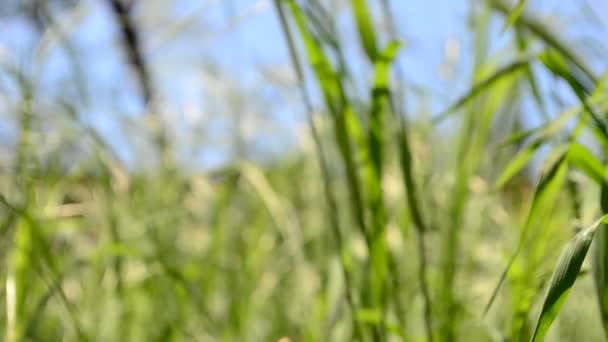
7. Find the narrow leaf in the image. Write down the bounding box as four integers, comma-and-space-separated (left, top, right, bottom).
434, 59, 527, 124
540, 49, 608, 139
502, 0, 527, 33
352, 0, 378, 61
488, 0, 597, 83
567, 142, 606, 185
494, 140, 541, 190
593, 185, 608, 335
530, 214, 608, 341
484, 152, 569, 316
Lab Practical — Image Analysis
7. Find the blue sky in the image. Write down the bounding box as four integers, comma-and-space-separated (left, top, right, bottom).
0, 0, 606, 169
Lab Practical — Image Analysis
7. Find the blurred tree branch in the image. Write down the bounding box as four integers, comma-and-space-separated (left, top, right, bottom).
106, 0, 152, 104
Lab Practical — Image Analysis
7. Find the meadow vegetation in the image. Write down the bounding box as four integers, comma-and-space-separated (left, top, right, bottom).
1, 0, 608, 341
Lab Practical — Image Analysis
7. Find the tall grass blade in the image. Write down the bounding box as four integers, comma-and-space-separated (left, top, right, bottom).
396, 116, 435, 342
288, 1, 385, 338
7, 218, 33, 342
273, 1, 362, 339
287, 0, 369, 245
484, 153, 569, 316
593, 185, 608, 338
365, 41, 401, 326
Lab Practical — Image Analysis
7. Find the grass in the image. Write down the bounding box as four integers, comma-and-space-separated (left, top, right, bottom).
1, 0, 608, 341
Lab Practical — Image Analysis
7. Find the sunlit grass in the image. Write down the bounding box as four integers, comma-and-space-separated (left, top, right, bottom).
1, 0, 607, 341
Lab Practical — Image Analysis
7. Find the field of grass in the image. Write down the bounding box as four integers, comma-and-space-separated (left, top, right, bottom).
1, 0, 608, 341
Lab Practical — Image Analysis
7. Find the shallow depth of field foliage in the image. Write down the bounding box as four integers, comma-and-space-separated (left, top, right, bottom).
1, 0, 608, 341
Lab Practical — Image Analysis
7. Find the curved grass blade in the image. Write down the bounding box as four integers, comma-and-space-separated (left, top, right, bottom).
540, 49, 608, 139
530, 214, 608, 341
498, 67, 608, 147
496, 109, 575, 148
433, 59, 528, 124
488, 0, 597, 83
539, 49, 593, 95
567, 142, 606, 186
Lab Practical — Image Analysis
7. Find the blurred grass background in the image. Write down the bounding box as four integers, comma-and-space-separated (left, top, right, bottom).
0, 0, 608, 341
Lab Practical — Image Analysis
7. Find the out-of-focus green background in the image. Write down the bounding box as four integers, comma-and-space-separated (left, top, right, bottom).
1, 0, 608, 341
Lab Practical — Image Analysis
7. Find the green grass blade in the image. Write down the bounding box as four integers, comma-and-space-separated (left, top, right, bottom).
539, 49, 608, 139
273, 1, 363, 338
514, 26, 550, 120
433, 59, 527, 124
497, 91, 608, 149
484, 152, 569, 316
367, 40, 401, 191
530, 214, 608, 341
287, 0, 369, 245
288, 2, 388, 337
496, 127, 538, 148
567, 142, 606, 186
395, 116, 434, 342
489, 0, 597, 83
502, 0, 527, 33
494, 140, 542, 190
539, 49, 594, 97
365, 40, 401, 312
351, 0, 378, 61
287, 0, 340, 115
593, 185, 608, 337
7, 218, 34, 342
